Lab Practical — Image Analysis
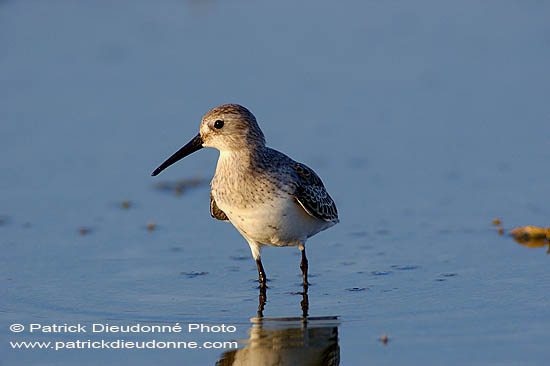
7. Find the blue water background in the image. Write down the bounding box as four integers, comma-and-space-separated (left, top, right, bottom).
1, 1, 550, 364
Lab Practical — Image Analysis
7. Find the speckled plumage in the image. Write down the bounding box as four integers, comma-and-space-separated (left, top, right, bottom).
205, 105, 338, 254
210, 149, 338, 222
152, 104, 339, 287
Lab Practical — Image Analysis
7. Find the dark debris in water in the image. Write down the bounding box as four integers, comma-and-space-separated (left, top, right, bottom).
78, 226, 93, 236
154, 177, 208, 196
345, 287, 368, 292
510, 226, 550, 241
180, 271, 209, 278
494, 221, 550, 253
121, 200, 132, 209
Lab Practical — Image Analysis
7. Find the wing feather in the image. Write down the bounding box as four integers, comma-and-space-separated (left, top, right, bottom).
292, 163, 339, 223
210, 192, 229, 221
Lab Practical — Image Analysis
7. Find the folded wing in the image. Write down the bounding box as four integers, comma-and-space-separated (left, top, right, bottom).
210, 192, 229, 221
292, 163, 339, 223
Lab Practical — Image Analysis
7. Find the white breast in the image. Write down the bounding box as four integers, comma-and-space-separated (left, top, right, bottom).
222, 194, 332, 247
211, 149, 333, 247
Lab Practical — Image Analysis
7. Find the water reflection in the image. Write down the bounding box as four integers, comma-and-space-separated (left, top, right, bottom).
513, 237, 550, 254
257, 284, 309, 319
508, 226, 550, 254
218, 286, 340, 366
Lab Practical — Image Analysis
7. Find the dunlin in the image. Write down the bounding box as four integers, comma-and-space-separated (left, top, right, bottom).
152, 104, 339, 288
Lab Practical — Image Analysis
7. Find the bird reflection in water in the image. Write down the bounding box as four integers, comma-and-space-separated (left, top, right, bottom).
217, 285, 340, 366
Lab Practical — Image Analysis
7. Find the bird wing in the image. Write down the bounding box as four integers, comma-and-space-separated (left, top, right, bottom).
210, 192, 229, 222
292, 163, 339, 223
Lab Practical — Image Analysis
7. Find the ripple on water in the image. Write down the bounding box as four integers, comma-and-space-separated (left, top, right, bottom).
391, 265, 420, 270
180, 271, 209, 278
230, 256, 249, 261
371, 271, 392, 276
440, 273, 458, 277
153, 177, 208, 196
435, 273, 458, 281
340, 261, 356, 266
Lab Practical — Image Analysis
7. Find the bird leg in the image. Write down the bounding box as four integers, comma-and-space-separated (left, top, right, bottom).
257, 285, 267, 318
300, 281, 309, 319
300, 247, 309, 287
256, 258, 267, 289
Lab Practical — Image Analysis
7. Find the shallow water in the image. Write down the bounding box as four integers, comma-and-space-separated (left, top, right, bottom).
2, 1, 550, 365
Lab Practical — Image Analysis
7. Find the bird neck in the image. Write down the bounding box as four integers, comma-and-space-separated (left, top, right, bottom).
217, 147, 266, 171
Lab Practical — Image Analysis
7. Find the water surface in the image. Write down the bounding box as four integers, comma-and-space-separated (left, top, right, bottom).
2, 1, 550, 365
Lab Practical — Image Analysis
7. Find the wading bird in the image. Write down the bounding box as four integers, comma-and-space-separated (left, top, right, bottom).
152, 104, 338, 288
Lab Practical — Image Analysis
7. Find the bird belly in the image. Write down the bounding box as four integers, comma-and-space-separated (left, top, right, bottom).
223, 197, 330, 247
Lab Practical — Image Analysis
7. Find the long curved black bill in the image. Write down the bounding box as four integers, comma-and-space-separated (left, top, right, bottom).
151, 134, 203, 176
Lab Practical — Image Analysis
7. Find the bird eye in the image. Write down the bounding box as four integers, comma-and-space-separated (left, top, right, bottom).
214, 120, 224, 129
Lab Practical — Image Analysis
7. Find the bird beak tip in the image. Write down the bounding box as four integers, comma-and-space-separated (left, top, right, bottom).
150, 133, 203, 177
